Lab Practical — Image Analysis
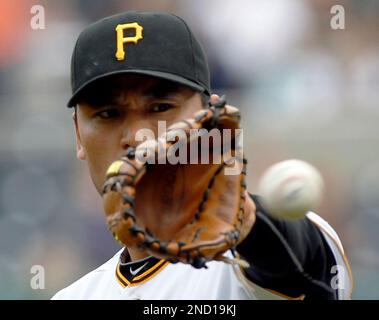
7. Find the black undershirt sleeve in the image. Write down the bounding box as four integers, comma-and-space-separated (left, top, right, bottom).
236, 194, 339, 300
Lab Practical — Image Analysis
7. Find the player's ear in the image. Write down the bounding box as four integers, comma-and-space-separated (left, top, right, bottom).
72, 107, 86, 161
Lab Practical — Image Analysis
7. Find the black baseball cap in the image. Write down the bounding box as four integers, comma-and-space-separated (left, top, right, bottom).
68, 11, 210, 108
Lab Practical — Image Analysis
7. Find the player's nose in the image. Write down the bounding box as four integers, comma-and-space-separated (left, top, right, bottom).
120, 119, 152, 151
120, 126, 138, 151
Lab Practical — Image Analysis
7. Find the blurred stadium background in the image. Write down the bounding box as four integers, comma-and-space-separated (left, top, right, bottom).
0, 0, 378, 299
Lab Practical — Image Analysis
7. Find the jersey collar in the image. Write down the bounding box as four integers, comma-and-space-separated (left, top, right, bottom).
116, 248, 169, 287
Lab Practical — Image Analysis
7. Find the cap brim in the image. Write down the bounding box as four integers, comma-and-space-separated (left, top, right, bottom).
67, 69, 207, 108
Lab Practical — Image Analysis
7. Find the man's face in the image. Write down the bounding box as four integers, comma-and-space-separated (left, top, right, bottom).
74, 74, 205, 193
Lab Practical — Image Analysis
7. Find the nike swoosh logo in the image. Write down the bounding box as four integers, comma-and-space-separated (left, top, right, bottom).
130, 262, 148, 276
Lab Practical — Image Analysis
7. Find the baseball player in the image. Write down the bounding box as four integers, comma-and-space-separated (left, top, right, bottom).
52, 11, 353, 300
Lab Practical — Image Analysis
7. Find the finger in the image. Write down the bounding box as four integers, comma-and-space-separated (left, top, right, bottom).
209, 94, 220, 105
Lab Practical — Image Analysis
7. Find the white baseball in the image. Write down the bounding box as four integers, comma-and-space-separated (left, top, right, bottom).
257, 159, 324, 220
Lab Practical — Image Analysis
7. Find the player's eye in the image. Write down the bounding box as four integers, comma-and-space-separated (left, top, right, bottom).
95, 108, 120, 119
149, 103, 175, 113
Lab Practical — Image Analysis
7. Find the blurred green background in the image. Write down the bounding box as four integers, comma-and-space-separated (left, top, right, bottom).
0, 0, 378, 299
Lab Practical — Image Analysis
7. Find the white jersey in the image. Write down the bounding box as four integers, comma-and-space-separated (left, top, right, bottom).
52, 213, 353, 300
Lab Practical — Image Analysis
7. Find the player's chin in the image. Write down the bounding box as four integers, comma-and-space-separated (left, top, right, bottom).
93, 179, 105, 195
89, 161, 118, 195
88, 169, 108, 195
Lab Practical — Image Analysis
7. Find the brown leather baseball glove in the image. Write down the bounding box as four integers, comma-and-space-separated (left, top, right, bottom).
102, 96, 255, 268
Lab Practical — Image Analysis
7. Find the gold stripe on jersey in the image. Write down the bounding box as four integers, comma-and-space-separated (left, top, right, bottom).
116, 266, 129, 287
115, 259, 169, 288
130, 261, 169, 286
266, 289, 306, 300
133, 260, 167, 281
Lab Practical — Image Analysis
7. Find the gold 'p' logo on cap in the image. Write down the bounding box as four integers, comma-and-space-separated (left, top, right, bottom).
115, 22, 143, 61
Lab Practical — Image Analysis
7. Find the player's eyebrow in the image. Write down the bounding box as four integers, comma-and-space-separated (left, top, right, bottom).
142, 82, 181, 100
